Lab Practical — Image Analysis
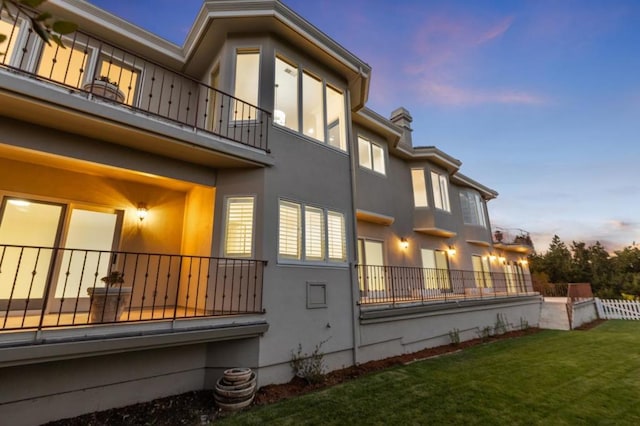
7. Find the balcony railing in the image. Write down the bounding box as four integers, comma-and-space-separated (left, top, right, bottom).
0, 244, 266, 332
0, 7, 270, 152
492, 227, 534, 250
357, 264, 534, 305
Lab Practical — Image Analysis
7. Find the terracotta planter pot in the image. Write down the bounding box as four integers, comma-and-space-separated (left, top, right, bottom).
87, 287, 132, 323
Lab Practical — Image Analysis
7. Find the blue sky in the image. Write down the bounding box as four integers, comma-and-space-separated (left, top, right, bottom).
88, 0, 640, 253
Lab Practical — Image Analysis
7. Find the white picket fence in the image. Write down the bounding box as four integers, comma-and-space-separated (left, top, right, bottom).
595, 298, 640, 320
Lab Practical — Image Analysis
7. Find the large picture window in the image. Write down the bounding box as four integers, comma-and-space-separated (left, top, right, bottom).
358, 137, 386, 175
460, 190, 487, 227
431, 171, 451, 212
274, 55, 347, 151
411, 169, 428, 207
223, 196, 255, 258
278, 200, 346, 263
234, 50, 260, 120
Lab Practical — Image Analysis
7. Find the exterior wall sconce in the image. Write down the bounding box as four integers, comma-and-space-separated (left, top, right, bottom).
499, 256, 506, 264
489, 253, 497, 262
447, 245, 456, 256
136, 202, 148, 222
520, 258, 529, 266
400, 238, 409, 250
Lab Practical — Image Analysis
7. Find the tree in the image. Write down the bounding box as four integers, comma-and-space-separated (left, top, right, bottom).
1, 0, 76, 52
541, 235, 572, 283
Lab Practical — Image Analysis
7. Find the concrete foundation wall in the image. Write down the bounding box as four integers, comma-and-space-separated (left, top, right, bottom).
0, 337, 260, 426
358, 297, 541, 363
571, 300, 598, 329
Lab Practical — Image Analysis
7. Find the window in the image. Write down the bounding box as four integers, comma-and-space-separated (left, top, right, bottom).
411, 169, 428, 207
223, 197, 255, 258
278, 200, 346, 263
304, 206, 325, 260
357, 239, 385, 293
0, 15, 22, 64
472, 255, 493, 288
278, 201, 301, 259
97, 58, 140, 106
273, 55, 347, 151
358, 137, 386, 175
274, 57, 298, 131
37, 43, 89, 88
460, 190, 487, 227
326, 85, 346, 150
234, 50, 260, 120
431, 171, 450, 212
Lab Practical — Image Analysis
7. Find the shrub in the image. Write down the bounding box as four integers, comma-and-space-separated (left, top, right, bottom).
290, 340, 328, 384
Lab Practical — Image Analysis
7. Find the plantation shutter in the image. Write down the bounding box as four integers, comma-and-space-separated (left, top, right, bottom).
327, 211, 346, 262
224, 197, 254, 257
279, 201, 301, 259
305, 207, 324, 260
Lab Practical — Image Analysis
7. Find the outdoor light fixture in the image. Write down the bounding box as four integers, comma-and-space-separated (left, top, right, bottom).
136, 202, 148, 222
400, 238, 409, 250
499, 256, 506, 264
520, 258, 529, 265
489, 253, 497, 262
447, 245, 456, 256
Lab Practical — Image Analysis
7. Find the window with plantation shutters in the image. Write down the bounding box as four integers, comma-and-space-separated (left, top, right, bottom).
279, 201, 301, 259
278, 199, 347, 264
223, 197, 255, 257
327, 211, 346, 262
305, 207, 325, 260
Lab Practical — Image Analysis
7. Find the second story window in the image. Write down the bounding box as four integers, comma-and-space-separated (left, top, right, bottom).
223, 196, 255, 258
411, 169, 428, 207
234, 50, 260, 120
460, 190, 487, 227
274, 55, 347, 151
358, 137, 386, 175
431, 171, 451, 212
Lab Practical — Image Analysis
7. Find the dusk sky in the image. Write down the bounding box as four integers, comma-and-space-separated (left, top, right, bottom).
88, 0, 640, 254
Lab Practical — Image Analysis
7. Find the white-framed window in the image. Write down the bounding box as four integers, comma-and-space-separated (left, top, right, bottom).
431, 171, 450, 212
0, 13, 25, 65
278, 199, 346, 263
358, 136, 386, 175
273, 54, 347, 151
233, 49, 260, 120
411, 169, 428, 207
223, 196, 255, 258
460, 190, 487, 227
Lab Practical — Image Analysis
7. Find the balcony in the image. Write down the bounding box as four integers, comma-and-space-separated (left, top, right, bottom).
357, 264, 534, 306
0, 9, 270, 156
0, 245, 265, 333
492, 228, 534, 253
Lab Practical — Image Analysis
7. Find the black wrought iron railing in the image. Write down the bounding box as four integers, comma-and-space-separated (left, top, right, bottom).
0, 244, 266, 331
357, 264, 534, 305
0, 7, 270, 151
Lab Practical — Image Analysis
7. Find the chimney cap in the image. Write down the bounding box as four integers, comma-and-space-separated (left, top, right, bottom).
390, 107, 413, 124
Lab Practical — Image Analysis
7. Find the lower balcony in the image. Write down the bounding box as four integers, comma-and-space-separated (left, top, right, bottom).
0, 245, 265, 333
358, 264, 534, 306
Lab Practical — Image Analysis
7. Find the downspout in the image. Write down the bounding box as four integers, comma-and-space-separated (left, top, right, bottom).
346, 86, 361, 367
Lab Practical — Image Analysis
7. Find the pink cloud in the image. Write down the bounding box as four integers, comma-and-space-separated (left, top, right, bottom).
420, 82, 546, 106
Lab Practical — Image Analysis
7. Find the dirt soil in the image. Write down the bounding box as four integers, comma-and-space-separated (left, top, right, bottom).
45, 324, 570, 426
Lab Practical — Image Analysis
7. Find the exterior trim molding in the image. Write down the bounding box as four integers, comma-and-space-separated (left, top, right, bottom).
414, 227, 457, 238
356, 209, 395, 226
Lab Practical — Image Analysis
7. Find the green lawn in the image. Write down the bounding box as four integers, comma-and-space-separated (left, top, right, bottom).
220, 321, 640, 425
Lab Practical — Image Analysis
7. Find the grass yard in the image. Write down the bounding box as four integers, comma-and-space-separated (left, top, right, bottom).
220, 321, 640, 425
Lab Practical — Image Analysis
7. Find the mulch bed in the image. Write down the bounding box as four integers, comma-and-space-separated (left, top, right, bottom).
46, 325, 568, 425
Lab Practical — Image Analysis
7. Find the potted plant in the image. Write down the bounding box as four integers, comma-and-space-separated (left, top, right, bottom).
83, 75, 125, 102
87, 271, 132, 323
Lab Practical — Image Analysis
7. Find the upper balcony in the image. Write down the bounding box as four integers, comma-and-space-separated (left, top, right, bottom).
492, 227, 534, 253
0, 8, 271, 167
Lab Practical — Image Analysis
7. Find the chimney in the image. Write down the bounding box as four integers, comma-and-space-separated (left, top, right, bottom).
390, 107, 413, 149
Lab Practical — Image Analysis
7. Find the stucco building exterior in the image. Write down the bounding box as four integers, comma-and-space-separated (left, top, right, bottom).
0, 1, 540, 423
